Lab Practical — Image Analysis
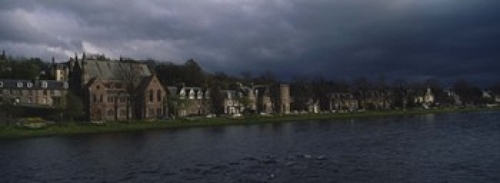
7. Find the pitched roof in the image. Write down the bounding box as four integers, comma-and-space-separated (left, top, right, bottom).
83, 60, 151, 81
0, 79, 68, 90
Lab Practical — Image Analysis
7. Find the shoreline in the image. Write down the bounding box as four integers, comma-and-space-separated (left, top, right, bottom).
1, 107, 498, 139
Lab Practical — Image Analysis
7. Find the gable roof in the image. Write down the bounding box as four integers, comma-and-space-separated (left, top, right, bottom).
83, 60, 151, 82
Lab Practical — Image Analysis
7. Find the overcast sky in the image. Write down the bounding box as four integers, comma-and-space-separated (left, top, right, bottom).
1, 0, 499, 85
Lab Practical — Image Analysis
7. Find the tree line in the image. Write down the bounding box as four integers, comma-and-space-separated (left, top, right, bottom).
1, 54, 499, 122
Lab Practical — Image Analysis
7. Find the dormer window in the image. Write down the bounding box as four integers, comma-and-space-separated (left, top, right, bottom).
179, 89, 186, 99
17, 82, 23, 88
0, 81, 3, 87
42, 81, 48, 88
27, 82, 33, 88
197, 91, 203, 99
189, 89, 195, 99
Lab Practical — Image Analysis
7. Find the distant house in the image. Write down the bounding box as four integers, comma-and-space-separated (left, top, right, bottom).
0, 79, 68, 107
414, 87, 435, 107
306, 98, 320, 113
49, 57, 70, 82
329, 93, 359, 112
176, 86, 211, 117
235, 83, 291, 115
362, 90, 392, 110
445, 89, 462, 105
220, 90, 244, 115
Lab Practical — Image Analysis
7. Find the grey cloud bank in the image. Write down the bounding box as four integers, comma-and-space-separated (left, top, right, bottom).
1, 0, 499, 85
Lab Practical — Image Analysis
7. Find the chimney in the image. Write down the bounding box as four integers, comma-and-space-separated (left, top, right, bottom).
51, 57, 55, 64
74, 52, 78, 62
1, 50, 5, 59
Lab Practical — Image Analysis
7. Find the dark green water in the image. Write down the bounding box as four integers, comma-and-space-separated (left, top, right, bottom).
1, 111, 499, 182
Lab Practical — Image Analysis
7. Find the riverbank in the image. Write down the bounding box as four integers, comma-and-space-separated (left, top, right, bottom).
1, 107, 498, 139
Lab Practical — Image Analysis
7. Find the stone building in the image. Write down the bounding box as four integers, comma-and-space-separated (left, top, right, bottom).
232, 83, 291, 115
0, 79, 68, 107
49, 57, 70, 82
220, 90, 244, 115
275, 84, 291, 114
69, 53, 166, 121
165, 86, 210, 117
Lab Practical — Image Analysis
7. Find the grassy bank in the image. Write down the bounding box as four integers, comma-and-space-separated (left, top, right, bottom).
1, 107, 498, 139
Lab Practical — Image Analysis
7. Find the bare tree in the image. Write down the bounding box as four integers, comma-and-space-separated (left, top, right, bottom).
115, 62, 142, 120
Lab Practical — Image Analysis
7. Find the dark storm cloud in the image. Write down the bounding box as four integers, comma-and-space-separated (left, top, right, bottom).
1, 0, 499, 85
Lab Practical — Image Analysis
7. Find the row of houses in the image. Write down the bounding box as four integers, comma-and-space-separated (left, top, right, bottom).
1, 51, 499, 121
47, 53, 291, 121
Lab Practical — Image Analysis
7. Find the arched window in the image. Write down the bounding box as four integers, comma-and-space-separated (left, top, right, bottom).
149, 90, 154, 102
157, 90, 162, 102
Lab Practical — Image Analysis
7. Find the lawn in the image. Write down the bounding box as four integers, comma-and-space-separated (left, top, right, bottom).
0, 107, 497, 139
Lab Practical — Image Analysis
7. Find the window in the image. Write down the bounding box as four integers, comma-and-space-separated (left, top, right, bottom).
157, 90, 162, 102
149, 90, 154, 102
157, 108, 162, 116
93, 94, 97, 103
50, 90, 55, 95
148, 108, 155, 117
189, 90, 195, 99
42, 81, 48, 88
120, 109, 127, 117
17, 82, 23, 88
179, 89, 186, 99
27, 82, 33, 88
120, 96, 127, 103
0, 90, 2, 95
99, 95, 103, 103
54, 97, 63, 105
107, 109, 114, 117
107, 96, 114, 103
43, 90, 47, 95
0, 81, 3, 87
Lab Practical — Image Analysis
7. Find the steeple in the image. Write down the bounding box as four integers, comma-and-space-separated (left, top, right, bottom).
1, 50, 5, 60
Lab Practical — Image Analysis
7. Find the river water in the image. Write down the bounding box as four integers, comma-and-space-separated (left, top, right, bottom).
1, 111, 500, 182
